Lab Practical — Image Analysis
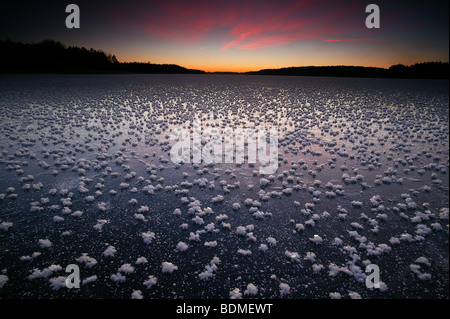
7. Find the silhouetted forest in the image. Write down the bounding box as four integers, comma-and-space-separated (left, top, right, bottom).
387, 63, 449, 79
245, 63, 449, 79
1, 39, 448, 78
0, 39, 205, 74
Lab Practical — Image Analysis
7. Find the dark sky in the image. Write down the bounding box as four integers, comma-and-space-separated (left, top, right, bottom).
1, 0, 448, 72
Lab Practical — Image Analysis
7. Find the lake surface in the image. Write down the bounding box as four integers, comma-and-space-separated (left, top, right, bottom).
0, 74, 448, 298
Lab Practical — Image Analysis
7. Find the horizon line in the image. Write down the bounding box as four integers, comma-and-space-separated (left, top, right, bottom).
119, 61, 450, 74
1, 38, 449, 75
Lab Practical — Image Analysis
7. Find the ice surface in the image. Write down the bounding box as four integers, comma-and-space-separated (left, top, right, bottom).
0, 74, 448, 299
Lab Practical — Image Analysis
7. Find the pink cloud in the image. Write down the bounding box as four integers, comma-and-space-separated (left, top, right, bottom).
326, 39, 374, 42
103, 0, 377, 50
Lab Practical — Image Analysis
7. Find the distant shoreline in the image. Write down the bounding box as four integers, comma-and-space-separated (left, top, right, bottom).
1, 39, 448, 79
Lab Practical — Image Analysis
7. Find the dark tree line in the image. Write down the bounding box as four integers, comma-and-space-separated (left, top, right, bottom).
245, 66, 386, 77
245, 63, 449, 79
388, 62, 449, 79
0, 39, 204, 74
0, 39, 447, 78
1, 39, 117, 73
117, 62, 205, 74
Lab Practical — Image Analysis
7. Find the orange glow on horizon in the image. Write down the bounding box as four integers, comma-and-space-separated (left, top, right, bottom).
116, 56, 401, 73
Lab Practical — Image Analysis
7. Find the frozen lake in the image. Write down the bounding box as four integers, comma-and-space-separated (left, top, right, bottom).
0, 74, 448, 299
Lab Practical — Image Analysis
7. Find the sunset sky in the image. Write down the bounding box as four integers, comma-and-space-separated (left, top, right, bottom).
0, 0, 448, 72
